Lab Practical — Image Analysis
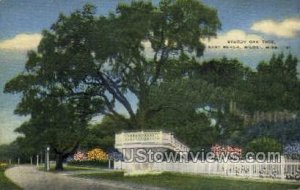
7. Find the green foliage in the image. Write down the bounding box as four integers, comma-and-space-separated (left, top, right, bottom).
0, 144, 16, 161
0, 142, 33, 163
251, 54, 299, 112
67, 160, 108, 168
81, 116, 131, 150
190, 58, 251, 142
0, 162, 8, 171
17, 0, 220, 129
190, 54, 299, 145
143, 79, 221, 148
3, 5, 102, 170
196, 57, 251, 88
245, 137, 282, 154
241, 118, 300, 146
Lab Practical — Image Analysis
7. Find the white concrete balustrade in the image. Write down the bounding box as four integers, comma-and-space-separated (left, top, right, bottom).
115, 131, 190, 152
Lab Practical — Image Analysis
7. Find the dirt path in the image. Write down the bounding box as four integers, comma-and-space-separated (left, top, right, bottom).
5, 165, 165, 190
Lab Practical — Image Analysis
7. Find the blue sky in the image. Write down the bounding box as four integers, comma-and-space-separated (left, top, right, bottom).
0, 0, 299, 144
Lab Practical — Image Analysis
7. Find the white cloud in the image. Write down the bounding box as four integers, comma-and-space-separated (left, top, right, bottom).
0, 33, 42, 51
251, 18, 300, 38
201, 29, 264, 49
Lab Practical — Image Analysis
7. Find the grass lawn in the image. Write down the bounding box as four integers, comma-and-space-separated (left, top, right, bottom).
38, 164, 97, 172
0, 169, 21, 190
76, 171, 300, 190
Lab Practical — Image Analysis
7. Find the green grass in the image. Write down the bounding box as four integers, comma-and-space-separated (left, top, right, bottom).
63, 165, 96, 171
0, 169, 21, 190
38, 164, 96, 172
76, 171, 300, 190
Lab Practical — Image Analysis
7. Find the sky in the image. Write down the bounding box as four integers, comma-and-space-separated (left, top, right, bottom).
0, 0, 299, 144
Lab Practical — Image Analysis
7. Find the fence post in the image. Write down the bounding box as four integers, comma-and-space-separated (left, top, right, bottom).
36, 155, 39, 167
40, 153, 43, 164
280, 156, 285, 179
249, 163, 253, 178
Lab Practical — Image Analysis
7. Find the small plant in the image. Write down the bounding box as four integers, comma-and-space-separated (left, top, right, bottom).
0, 161, 8, 171
284, 142, 300, 159
245, 137, 282, 155
87, 148, 108, 161
211, 144, 242, 159
68, 148, 109, 167
73, 151, 87, 161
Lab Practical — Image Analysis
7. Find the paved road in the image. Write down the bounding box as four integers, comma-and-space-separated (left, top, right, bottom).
5, 165, 166, 190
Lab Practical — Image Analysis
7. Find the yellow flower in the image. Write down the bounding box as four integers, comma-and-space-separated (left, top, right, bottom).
87, 148, 108, 161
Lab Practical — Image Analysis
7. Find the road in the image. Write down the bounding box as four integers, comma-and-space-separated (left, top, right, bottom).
5, 165, 166, 190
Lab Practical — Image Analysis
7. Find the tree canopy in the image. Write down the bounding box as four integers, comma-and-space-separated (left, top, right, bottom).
4, 0, 221, 170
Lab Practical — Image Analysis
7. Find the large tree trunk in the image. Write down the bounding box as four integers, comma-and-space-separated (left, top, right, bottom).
53, 142, 79, 171
55, 153, 64, 171
135, 86, 151, 129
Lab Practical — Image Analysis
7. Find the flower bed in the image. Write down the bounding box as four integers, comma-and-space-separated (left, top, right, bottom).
69, 148, 109, 167
211, 144, 242, 159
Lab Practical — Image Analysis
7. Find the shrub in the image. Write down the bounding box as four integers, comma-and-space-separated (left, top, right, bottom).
211, 144, 242, 159
73, 151, 87, 161
67, 160, 109, 167
0, 161, 8, 171
87, 148, 108, 161
69, 148, 109, 167
284, 142, 300, 159
245, 137, 282, 154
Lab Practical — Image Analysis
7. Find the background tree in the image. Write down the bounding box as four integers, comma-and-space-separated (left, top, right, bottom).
81, 116, 130, 151
0, 142, 21, 162
193, 58, 252, 144
241, 118, 300, 146
143, 79, 222, 148
4, 83, 99, 170
252, 54, 299, 112
4, 6, 103, 170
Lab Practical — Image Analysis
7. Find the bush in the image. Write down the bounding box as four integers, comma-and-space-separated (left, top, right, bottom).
211, 144, 242, 159
245, 137, 282, 155
87, 148, 108, 161
67, 160, 109, 167
284, 142, 300, 159
73, 151, 87, 161
0, 162, 8, 171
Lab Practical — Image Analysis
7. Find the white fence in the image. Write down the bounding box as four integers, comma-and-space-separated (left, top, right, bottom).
114, 159, 300, 180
